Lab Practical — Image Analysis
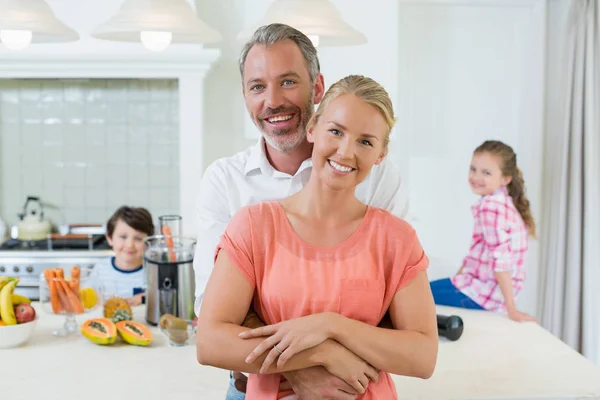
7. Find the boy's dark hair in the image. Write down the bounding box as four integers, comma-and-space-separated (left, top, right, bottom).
106, 206, 155, 238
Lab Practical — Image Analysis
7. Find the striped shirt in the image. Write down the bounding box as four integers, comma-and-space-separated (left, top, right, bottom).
93, 257, 145, 299
451, 187, 529, 312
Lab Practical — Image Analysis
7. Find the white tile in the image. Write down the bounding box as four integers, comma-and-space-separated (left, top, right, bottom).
127, 188, 150, 207
42, 124, 63, 147
86, 102, 107, 124
63, 101, 85, 125
20, 146, 43, 167
43, 147, 64, 166
3, 144, 22, 167
64, 208, 86, 224
85, 166, 106, 187
85, 145, 106, 166
128, 103, 148, 125
42, 165, 64, 188
64, 188, 86, 208
128, 125, 148, 145
106, 102, 128, 124
85, 125, 105, 146
20, 101, 42, 125
148, 144, 171, 165
42, 185, 64, 207
21, 124, 41, 146
128, 146, 147, 164
127, 80, 149, 101
0, 80, 20, 103
83, 207, 108, 224
148, 165, 172, 187
106, 125, 127, 146
84, 187, 106, 208
64, 166, 85, 188
103, 165, 128, 188
1, 102, 20, 123
106, 146, 128, 165
105, 80, 128, 102
86, 81, 107, 103
19, 80, 42, 101
128, 165, 149, 188
21, 170, 44, 196
148, 102, 169, 124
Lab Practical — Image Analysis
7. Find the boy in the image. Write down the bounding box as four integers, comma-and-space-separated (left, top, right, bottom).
94, 206, 154, 306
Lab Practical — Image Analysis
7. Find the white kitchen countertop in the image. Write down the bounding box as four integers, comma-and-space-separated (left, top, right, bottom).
1, 304, 600, 400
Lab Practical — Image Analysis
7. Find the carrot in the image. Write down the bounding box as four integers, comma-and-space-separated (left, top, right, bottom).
54, 267, 64, 279
70, 266, 80, 294
57, 278, 84, 314
54, 279, 73, 314
161, 226, 176, 262
43, 269, 62, 314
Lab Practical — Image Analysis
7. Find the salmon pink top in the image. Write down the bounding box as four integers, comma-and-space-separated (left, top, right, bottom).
215, 201, 429, 400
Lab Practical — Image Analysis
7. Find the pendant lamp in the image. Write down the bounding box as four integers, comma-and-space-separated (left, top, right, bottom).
237, 0, 366, 47
91, 0, 222, 52
0, 0, 79, 50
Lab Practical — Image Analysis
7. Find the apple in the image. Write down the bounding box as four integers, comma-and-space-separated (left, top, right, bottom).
14, 303, 36, 324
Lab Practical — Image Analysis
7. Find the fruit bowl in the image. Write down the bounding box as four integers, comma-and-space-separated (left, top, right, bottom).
39, 266, 103, 337
0, 317, 38, 349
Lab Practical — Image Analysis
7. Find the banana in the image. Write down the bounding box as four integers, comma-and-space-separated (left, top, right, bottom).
12, 293, 31, 305
0, 278, 19, 325
0, 276, 10, 292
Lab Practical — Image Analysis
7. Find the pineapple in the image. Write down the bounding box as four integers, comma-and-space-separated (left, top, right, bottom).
103, 296, 133, 323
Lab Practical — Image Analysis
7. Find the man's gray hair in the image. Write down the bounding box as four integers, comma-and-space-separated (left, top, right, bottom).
239, 23, 320, 84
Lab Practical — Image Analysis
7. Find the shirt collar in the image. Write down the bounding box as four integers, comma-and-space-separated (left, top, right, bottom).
244, 137, 313, 178
244, 137, 265, 175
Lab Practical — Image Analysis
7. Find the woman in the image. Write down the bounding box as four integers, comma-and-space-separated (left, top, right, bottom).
197, 75, 438, 399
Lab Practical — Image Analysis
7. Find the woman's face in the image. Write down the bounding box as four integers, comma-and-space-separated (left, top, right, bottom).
307, 94, 388, 192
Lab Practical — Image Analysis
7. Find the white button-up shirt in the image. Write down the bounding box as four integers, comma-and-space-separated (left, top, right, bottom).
193, 138, 408, 316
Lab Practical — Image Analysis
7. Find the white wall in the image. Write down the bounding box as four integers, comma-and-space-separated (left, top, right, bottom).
194, 0, 546, 315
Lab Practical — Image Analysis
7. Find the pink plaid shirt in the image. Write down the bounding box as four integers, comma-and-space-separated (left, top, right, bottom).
451, 187, 529, 312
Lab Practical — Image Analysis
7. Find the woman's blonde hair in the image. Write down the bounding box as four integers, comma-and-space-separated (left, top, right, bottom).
310, 75, 396, 152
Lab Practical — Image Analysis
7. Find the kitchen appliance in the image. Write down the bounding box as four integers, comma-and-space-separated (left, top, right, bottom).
144, 235, 196, 326
0, 224, 113, 300
17, 196, 52, 241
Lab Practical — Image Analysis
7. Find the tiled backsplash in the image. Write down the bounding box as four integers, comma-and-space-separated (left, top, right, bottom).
0, 78, 180, 230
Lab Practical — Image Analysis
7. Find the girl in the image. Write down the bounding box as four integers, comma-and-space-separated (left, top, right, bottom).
430, 140, 537, 322
197, 75, 438, 399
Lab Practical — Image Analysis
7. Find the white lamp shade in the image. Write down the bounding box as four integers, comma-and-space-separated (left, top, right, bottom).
237, 0, 367, 47
0, 0, 79, 43
91, 0, 222, 44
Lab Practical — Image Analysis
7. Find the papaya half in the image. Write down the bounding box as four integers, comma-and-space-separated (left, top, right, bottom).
81, 318, 117, 345
116, 320, 152, 346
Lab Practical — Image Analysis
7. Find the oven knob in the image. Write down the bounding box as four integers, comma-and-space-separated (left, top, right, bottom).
0, 266, 4, 273
13, 266, 19, 273
26, 266, 34, 273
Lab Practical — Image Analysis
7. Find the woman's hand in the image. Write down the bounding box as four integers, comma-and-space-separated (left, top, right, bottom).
239, 312, 336, 372
323, 340, 379, 395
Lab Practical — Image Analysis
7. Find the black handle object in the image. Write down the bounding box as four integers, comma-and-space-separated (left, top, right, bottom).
437, 314, 464, 341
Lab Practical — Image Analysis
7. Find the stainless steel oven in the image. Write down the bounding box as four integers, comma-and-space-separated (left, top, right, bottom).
0, 236, 113, 300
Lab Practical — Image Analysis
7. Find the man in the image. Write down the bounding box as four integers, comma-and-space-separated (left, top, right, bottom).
194, 23, 408, 400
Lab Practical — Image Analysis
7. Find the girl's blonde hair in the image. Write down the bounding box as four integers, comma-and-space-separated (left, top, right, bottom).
475, 140, 536, 237
310, 75, 396, 152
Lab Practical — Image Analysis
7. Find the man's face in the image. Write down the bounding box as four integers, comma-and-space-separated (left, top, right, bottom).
242, 40, 324, 152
